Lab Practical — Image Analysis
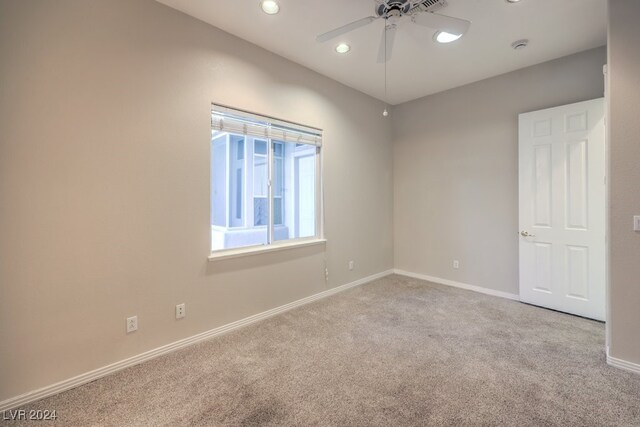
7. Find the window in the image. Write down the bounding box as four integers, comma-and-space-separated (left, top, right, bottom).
210, 105, 322, 253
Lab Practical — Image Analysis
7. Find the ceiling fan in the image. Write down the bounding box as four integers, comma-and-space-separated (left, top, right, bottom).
316, 0, 471, 62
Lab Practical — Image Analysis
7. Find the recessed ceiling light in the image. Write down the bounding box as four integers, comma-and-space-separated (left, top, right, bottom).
260, 0, 280, 15
335, 43, 351, 54
433, 31, 463, 44
506, 0, 522, 3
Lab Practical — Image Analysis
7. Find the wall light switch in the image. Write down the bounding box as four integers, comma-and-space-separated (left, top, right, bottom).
634, 216, 640, 232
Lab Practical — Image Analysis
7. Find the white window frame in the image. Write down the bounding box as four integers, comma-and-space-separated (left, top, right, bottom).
209, 104, 325, 260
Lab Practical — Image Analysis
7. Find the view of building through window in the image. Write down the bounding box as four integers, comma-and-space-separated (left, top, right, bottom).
211, 107, 321, 252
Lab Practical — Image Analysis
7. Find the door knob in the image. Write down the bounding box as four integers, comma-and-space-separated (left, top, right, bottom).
520, 230, 536, 237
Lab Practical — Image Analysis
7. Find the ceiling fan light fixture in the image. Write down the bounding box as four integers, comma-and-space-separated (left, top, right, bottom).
335, 43, 351, 54
260, 0, 280, 15
434, 31, 463, 44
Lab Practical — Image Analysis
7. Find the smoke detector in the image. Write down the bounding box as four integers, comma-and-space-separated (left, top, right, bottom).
511, 39, 529, 50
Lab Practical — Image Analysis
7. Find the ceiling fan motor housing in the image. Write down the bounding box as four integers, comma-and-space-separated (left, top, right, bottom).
375, 0, 446, 17
375, 0, 411, 16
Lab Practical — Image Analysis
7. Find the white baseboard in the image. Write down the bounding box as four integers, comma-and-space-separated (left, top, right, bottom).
0, 269, 394, 413
393, 269, 520, 301
607, 352, 640, 375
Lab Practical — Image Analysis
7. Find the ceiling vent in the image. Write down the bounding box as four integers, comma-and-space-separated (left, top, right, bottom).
411, 0, 447, 14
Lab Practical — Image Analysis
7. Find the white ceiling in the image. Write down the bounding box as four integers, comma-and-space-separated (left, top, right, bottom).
156, 0, 607, 105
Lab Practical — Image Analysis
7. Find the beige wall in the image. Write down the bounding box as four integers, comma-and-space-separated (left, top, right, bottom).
607, 0, 640, 365
393, 47, 606, 295
0, 0, 393, 401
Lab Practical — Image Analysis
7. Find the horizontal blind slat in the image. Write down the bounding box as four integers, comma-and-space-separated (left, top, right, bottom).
212, 105, 322, 147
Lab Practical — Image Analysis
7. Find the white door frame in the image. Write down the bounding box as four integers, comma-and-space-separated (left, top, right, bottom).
603, 64, 611, 351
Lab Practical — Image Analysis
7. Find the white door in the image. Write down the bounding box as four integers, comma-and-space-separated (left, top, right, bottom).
518, 98, 606, 321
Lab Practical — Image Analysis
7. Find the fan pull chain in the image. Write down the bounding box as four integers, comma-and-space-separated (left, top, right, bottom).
383, 21, 389, 117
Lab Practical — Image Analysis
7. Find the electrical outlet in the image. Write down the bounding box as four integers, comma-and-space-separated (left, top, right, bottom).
126, 316, 138, 333
348, 260, 354, 271
453, 260, 460, 269
176, 303, 186, 319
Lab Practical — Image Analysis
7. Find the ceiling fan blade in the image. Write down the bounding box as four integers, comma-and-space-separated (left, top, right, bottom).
377, 24, 397, 63
316, 16, 378, 43
411, 12, 471, 35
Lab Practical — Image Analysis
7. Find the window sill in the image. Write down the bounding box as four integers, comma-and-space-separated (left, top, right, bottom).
208, 238, 327, 261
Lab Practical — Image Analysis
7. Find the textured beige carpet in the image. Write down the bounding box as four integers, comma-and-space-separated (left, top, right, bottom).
4, 274, 640, 426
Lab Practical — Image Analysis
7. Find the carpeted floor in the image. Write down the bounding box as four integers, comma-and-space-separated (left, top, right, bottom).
4, 274, 640, 426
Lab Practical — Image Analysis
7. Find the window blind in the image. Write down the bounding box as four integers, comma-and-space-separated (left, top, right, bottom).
211, 104, 322, 147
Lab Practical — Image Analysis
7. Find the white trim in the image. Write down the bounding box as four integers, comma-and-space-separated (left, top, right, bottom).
607, 352, 640, 375
394, 269, 520, 301
0, 269, 394, 413
208, 238, 326, 261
